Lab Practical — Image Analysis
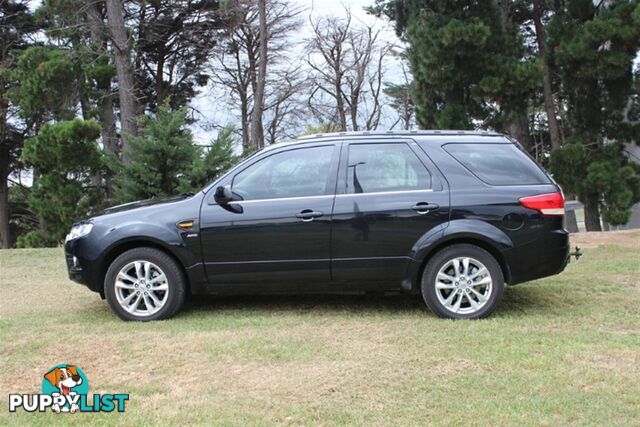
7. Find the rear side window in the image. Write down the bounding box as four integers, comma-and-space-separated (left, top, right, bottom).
443, 143, 550, 185
347, 143, 432, 194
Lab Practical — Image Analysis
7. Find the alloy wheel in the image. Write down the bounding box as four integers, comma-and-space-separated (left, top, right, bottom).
434, 257, 493, 315
114, 261, 169, 317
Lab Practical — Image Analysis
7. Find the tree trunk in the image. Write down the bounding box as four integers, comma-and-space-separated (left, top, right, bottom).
249, 0, 267, 149
583, 196, 602, 232
532, 0, 562, 151
155, 50, 167, 107
350, 92, 359, 131
0, 147, 9, 249
403, 93, 412, 130
105, 0, 138, 163
86, 3, 118, 156
86, 1, 118, 196
335, 69, 347, 131
241, 94, 250, 151
507, 118, 533, 153
0, 88, 10, 248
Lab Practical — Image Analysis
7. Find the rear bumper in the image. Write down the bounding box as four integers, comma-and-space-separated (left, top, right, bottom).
505, 229, 570, 285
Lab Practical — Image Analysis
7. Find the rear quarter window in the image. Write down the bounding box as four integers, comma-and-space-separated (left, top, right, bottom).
443, 143, 551, 185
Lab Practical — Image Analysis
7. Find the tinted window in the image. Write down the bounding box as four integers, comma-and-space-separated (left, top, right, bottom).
444, 143, 550, 185
232, 145, 334, 200
347, 143, 431, 194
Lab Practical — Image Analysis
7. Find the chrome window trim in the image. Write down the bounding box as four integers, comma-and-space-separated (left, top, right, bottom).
228, 189, 435, 205
232, 194, 335, 205
335, 189, 434, 198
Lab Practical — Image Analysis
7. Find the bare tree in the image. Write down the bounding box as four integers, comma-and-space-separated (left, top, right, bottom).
210, 0, 304, 149
307, 8, 391, 132
211, 40, 253, 148
264, 69, 308, 145
105, 0, 137, 162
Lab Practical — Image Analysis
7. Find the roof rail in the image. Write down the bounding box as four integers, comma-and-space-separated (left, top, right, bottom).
296, 129, 503, 140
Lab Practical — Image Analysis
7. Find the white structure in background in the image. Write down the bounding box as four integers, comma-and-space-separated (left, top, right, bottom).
624, 142, 640, 230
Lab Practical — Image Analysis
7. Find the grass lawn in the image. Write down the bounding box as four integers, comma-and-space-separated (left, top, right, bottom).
1, 231, 639, 426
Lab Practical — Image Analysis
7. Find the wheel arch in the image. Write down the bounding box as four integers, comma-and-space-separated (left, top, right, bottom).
98, 238, 190, 298
408, 222, 513, 291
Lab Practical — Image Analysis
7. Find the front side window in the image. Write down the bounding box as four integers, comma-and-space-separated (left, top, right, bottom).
232, 145, 334, 201
347, 143, 432, 194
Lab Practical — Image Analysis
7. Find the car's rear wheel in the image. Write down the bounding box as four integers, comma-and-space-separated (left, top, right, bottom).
104, 247, 186, 321
421, 244, 504, 319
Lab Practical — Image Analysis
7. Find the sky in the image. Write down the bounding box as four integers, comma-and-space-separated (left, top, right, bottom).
189, 0, 403, 145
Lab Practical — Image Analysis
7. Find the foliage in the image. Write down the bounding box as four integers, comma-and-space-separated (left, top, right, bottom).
35, 0, 118, 114
373, 0, 640, 230
130, 0, 231, 111
376, 0, 540, 130
4, 0, 640, 242
550, 141, 640, 225
384, 82, 414, 129
7, 184, 37, 247
180, 125, 241, 191
114, 104, 198, 202
547, 0, 640, 228
18, 119, 103, 247
5, 46, 84, 122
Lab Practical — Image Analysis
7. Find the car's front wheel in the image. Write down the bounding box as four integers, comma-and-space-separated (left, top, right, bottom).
104, 247, 186, 321
421, 244, 504, 319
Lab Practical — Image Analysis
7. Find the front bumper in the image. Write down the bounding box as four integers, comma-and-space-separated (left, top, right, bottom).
65, 252, 86, 283
64, 237, 103, 295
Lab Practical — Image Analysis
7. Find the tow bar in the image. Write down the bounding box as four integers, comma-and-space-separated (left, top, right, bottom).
570, 246, 582, 260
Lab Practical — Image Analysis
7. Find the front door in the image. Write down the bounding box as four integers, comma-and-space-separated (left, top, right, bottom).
331, 140, 450, 282
199, 143, 340, 288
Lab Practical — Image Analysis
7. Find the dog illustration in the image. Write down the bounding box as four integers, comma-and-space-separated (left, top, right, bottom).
43, 365, 83, 413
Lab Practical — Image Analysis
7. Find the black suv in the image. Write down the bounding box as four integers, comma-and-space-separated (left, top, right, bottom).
64, 131, 570, 321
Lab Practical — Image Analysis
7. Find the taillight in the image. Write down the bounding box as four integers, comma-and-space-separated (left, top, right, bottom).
519, 192, 565, 216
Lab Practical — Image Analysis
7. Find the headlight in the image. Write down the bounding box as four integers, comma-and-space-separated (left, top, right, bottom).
65, 223, 94, 242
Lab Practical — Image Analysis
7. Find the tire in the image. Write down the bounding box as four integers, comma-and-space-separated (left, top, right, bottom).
421, 244, 504, 319
104, 247, 186, 321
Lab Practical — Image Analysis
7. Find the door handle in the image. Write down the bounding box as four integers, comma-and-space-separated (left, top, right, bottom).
296, 209, 324, 222
412, 202, 439, 215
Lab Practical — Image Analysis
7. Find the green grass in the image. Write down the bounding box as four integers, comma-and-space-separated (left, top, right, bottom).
1, 231, 639, 426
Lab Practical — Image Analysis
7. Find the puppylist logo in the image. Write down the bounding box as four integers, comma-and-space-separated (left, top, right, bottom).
8, 364, 129, 413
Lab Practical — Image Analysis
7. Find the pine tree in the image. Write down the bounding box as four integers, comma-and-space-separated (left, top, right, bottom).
19, 119, 103, 247
5, 44, 107, 246
372, 0, 539, 130
547, 0, 640, 230
114, 104, 198, 202
6, 46, 83, 123
0, 0, 39, 248
180, 125, 241, 192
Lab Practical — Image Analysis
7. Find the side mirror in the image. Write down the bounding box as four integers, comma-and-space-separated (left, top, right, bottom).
214, 185, 233, 204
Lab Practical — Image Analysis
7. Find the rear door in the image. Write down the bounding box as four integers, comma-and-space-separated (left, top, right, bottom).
330, 139, 450, 282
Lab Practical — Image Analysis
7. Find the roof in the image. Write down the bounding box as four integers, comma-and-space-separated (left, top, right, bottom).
296, 129, 503, 140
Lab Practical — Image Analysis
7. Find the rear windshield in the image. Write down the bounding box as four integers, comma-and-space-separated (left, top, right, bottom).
443, 143, 551, 185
